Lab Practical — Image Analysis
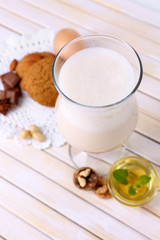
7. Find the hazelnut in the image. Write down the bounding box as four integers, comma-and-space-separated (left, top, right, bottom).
95, 177, 112, 199
32, 131, 45, 142
19, 129, 31, 139
73, 167, 98, 190
29, 125, 40, 134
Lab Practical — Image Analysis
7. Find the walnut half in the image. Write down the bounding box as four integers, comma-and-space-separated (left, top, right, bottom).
95, 177, 112, 198
73, 167, 98, 190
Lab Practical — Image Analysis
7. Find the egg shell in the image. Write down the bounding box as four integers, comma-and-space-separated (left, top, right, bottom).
54, 28, 85, 59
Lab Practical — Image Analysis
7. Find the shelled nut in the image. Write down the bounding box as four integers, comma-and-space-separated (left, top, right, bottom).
95, 177, 112, 199
79, 168, 91, 178
19, 129, 31, 139
78, 176, 87, 188
32, 131, 45, 142
29, 125, 40, 134
73, 167, 98, 190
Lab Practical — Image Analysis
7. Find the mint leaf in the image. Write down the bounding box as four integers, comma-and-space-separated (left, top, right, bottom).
128, 184, 136, 195
135, 184, 141, 188
113, 169, 128, 185
136, 175, 151, 185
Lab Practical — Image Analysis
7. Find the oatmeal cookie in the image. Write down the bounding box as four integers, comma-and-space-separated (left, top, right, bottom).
22, 55, 58, 106
16, 52, 58, 107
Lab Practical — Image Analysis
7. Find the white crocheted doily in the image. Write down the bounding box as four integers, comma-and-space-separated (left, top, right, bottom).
0, 29, 65, 149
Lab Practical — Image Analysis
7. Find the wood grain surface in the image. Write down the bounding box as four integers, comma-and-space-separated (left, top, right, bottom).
0, 0, 160, 239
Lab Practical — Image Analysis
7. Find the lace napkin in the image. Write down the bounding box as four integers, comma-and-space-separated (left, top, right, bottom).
0, 29, 65, 149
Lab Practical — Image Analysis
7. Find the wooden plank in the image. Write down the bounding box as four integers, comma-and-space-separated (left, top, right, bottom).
46, 141, 160, 222
131, 0, 160, 12
59, 0, 160, 44
21, 0, 160, 58
139, 74, 160, 101
73, 130, 160, 168
137, 92, 160, 119
0, 2, 159, 240
0, 207, 52, 240
23, 0, 160, 80
0, 7, 160, 106
140, 54, 160, 81
45, 145, 160, 218
0, 178, 100, 240
0, 138, 160, 219
0, 9, 41, 34
44, 145, 160, 218
0, 26, 20, 41
95, 0, 160, 28
1, 0, 160, 62
125, 131, 160, 165
136, 112, 160, 143
0, 149, 159, 240
46, 139, 160, 223
1, 1, 160, 80
0, 0, 88, 34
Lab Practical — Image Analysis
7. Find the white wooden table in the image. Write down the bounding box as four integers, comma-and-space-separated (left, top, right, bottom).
0, 0, 160, 239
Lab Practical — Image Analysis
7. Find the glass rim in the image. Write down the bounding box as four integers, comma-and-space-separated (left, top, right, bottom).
107, 156, 160, 206
52, 34, 143, 109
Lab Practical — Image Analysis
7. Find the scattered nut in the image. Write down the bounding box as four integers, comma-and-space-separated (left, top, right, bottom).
19, 125, 46, 143
74, 167, 112, 199
19, 129, 31, 139
10, 59, 18, 71
23, 54, 42, 68
26, 53, 42, 62
79, 168, 91, 177
95, 177, 112, 199
73, 167, 98, 190
78, 176, 87, 187
32, 131, 45, 142
29, 125, 40, 134
24, 61, 35, 68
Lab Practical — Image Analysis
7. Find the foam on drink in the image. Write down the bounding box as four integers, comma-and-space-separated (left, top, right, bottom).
59, 47, 135, 106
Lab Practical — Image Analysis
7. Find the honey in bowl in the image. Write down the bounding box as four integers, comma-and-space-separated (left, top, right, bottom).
108, 156, 159, 206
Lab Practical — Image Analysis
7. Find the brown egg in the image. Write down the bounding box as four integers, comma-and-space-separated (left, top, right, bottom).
53, 28, 85, 59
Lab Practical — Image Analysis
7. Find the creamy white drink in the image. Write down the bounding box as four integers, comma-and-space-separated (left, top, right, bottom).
55, 47, 138, 153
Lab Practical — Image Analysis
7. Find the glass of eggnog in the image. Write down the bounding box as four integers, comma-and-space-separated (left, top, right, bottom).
52, 35, 143, 173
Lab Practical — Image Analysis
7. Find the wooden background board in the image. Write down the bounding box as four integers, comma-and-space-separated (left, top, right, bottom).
0, 0, 160, 239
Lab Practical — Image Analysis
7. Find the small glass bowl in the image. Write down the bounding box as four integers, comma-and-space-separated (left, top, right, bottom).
107, 156, 159, 206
